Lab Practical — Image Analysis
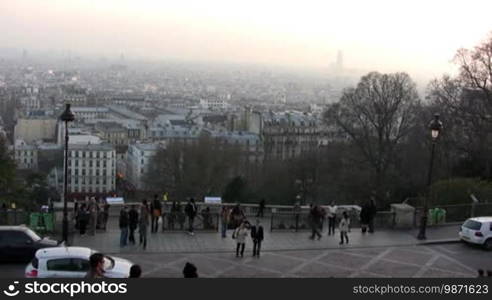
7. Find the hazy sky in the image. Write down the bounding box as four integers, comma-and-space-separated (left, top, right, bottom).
2, 0, 492, 77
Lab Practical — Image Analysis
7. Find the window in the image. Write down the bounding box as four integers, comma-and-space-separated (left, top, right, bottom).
47, 258, 89, 272
82, 170, 86, 176
103, 161, 107, 168
4, 231, 31, 245
75, 160, 79, 167
89, 160, 93, 167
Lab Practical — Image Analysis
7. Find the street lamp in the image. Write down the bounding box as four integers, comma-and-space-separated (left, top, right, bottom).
60, 104, 74, 244
417, 114, 443, 240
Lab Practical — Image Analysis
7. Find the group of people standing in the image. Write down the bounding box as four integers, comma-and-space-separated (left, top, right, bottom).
119, 199, 150, 249
308, 197, 377, 245
232, 219, 264, 258
75, 197, 110, 236
220, 204, 264, 258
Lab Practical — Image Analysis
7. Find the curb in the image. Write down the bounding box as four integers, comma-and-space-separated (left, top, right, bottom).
417, 238, 461, 246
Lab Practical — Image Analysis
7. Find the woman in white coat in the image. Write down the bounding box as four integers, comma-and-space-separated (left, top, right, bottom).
339, 211, 350, 245
233, 221, 249, 257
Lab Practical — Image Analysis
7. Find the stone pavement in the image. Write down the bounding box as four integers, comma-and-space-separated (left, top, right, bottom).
71, 217, 460, 255
115, 244, 480, 278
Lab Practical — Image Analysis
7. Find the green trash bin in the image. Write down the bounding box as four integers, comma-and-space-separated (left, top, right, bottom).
30, 213, 42, 231
42, 213, 54, 232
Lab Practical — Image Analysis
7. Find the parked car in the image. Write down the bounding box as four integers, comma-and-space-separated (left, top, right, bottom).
0, 226, 59, 262
459, 217, 492, 250
25, 247, 133, 278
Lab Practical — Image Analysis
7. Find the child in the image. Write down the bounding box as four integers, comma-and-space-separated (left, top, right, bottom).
339, 211, 350, 245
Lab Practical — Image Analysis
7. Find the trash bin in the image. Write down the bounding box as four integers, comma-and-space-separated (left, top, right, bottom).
43, 213, 54, 232
390, 203, 415, 229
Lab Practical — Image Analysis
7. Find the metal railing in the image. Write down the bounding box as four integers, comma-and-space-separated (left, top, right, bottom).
270, 210, 396, 232
161, 212, 219, 232
0, 209, 30, 226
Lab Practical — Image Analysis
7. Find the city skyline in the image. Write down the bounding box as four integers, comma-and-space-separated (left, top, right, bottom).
2, 0, 492, 81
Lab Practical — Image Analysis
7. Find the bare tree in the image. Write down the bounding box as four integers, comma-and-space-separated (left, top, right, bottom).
428, 33, 492, 178
324, 72, 420, 203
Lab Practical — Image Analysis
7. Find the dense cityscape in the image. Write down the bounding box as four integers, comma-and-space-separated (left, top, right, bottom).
1, 1, 492, 288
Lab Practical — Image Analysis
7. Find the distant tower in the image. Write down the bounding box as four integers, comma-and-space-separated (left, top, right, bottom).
336, 50, 343, 72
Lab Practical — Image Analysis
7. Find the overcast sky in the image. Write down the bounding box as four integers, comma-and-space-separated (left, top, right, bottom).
1, 0, 492, 77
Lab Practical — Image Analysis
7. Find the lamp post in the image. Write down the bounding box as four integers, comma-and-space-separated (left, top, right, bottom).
417, 114, 443, 240
60, 104, 74, 244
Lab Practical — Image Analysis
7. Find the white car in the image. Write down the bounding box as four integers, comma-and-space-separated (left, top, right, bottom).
459, 217, 492, 250
25, 247, 133, 278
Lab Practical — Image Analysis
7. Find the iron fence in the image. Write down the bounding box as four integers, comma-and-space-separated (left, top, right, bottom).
161, 212, 219, 232
270, 211, 396, 232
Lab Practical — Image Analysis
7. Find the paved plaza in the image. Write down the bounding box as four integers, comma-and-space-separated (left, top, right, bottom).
117, 243, 484, 278
2, 218, 490, 278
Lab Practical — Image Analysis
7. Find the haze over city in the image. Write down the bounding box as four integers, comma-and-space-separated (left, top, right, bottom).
2, 0, 492, 80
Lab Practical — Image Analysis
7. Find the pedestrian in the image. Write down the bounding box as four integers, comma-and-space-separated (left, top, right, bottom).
233, 221, 249, 258
77, 203, 89, 236
201, 206, 212, 229
293, 202, 301, 231
231, 203, 245, 228
128, 205, 139, 245
477, 269, 485, 277
250, 219, 264, 257
368, 195, 377, 233
168, 201, 177, 230
309, 204, 322, 240
257, 198, 266, 218
220, 206, 230, 238
139, 199, 150, 250
327, 202, 337, 236
102, 202, 110, 230
339, 211, 350, 245
88, 197, 98, 236
85, 253, 106, 278
129, 265, 142, 278
183, 262, 198, 278
360, 202, 370, 234
119, 206, 129, 247
185, 198, 198, 235
176, 202, 185, 230
150, 194, 162, 233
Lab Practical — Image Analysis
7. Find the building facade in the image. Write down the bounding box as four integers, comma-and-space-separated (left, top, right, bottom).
66, 143, 116, 195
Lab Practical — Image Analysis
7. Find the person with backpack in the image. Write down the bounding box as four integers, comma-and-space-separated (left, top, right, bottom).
250, 219, 264, 257
339, 211, 350, 245
185, 198, 198, 235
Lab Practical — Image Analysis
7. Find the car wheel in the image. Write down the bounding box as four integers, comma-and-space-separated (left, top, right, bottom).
485, 239, 492, 251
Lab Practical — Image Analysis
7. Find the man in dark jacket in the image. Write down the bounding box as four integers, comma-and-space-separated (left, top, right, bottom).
119, 206, 129, 247
309, 204, 322, 240
150, 194, 162, 233
185, 198, 198, 235
250, 219, 264, 257
128, 205, 139, 245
